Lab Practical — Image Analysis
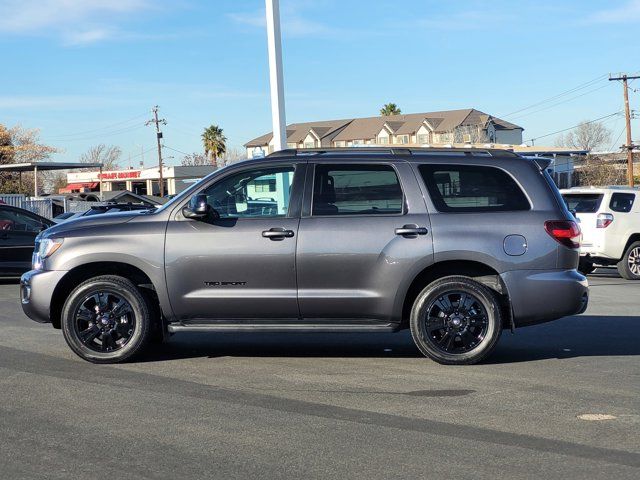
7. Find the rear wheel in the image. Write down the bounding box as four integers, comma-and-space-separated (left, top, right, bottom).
617, 241, 640, 280
61, 275, 152, 363
410, 276, 503, 365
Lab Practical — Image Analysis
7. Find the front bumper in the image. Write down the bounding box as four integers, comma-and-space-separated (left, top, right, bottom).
20, 269, 68, 324
501, 269, 589, 328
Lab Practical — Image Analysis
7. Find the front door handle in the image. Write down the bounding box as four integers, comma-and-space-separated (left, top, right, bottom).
262, 227, 295, 240
395, 225, 428, 236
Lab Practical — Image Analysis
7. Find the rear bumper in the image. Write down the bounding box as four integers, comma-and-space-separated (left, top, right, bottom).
20, 269, 67, 324
501, 269, 588, 328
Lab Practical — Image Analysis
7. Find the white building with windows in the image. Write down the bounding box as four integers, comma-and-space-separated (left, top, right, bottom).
245, 108, 524, 157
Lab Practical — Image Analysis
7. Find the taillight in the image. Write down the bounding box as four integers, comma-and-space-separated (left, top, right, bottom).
596, 213, 614, 228
544, 220, 581, 249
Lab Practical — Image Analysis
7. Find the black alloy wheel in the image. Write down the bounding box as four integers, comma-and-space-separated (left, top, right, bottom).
420, 290, 489, 355
61, 275, 152, 363
410, 276, 503, 365
74, 291, 136, 353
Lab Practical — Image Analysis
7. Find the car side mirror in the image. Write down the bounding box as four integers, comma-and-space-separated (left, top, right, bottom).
182, 194, 214, 220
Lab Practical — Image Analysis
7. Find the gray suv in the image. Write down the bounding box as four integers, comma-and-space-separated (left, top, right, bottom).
20, 148, 588, 365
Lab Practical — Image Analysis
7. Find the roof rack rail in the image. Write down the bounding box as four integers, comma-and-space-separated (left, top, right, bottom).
266, 147, 520, 158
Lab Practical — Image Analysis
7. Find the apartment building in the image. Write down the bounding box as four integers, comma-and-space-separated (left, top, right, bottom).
245, 108, 523, 157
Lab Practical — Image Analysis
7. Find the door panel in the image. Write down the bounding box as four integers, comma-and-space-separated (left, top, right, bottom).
0, 208, 49, 276
296, 162, 433, 323
164, 163, 303, 322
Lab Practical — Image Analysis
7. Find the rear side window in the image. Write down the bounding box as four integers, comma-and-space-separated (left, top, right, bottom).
610, 193, 635, 213
312, 164, 403, 216
562, 194, 604, 213
419, 165, 530, 212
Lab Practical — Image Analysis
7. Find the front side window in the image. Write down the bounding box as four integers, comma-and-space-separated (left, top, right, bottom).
312, 164, 403, 216
610, 192, 635, 213
419, 164, 530, 212
198, 166, 295, 218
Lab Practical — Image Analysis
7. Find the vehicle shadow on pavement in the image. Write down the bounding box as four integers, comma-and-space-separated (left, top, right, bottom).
138, 314, 640, 363
486, 315, 640, 364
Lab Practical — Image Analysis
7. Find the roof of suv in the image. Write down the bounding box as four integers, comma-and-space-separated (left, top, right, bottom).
266, 147, 522, 161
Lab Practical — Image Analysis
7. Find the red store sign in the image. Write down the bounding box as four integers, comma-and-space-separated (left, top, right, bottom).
98, 170, 142, 180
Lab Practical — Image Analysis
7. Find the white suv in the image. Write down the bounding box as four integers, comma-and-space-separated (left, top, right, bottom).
561, 187, 640, 279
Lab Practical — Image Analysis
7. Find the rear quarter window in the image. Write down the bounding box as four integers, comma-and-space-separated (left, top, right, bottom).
418, 164, 530, 212
609, 193, 635, 213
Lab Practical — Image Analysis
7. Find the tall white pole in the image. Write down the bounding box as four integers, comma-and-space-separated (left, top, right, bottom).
265, 0, 287, 152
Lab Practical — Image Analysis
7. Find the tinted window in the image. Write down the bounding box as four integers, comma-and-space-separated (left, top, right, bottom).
312, 164, 403, 216
199, 166, 295, 218
562, 194, 604, 213
419, 165, 530, 212
0, 209, 48, 232
609, 193, 635, 213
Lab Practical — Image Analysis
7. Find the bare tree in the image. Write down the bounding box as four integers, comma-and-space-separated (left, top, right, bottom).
79, 144, 122, 170
220, 147, 246, 166
0, 124, 58, 194
575, 155, 627, 186
181, 152, 208, 166
556, 121, 612, 152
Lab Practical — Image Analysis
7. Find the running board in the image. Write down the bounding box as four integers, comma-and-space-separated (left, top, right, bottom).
167, 323, 398, 333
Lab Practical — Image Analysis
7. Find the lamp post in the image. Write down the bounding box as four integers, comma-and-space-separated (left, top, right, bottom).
265, 0, 287, 152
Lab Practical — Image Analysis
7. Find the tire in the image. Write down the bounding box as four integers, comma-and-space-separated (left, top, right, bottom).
410, 276, 503, 365
617, 241, 640, 280
61, 275, 153, 363
578, 258, 595, 276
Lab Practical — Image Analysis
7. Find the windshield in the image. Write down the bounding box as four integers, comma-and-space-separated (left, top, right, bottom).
562, 193, 604, 213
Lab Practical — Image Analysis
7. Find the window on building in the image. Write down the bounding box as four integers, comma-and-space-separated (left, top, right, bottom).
610, 193, 635, 213
353, 139, 364, 145
287, 143, 297, 149
378, 136, 389, 144
417, 134, 429, 144
312, 164, 403, 216
419, 164, 530, 212
334, 141, 345, 147
395, 135, 409, 144
198, 166, 295, 218
303, 141, 315, 149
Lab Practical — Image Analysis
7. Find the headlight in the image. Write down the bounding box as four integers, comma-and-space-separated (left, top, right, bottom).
32, 238, 64, 270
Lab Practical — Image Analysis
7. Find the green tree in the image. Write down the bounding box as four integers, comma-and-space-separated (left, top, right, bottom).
202, 125, 227, 167
380, 103, 401, 116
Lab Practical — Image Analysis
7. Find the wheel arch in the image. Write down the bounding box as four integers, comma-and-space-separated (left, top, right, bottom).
398, 260, 512, 329
622, 234, 640, 257
50, 262, 163, 329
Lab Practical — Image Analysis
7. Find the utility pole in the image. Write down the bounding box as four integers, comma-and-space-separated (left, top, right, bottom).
265, 0, 287, 152
609, 74, 640, 187
146, 106, 167, 196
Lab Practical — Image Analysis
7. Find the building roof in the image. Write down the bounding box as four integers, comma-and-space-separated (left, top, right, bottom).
0, 161, 103, 172
245, 109, 523, 147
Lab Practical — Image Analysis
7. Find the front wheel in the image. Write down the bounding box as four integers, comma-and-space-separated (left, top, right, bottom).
410, 276, 503, 365
61, 275, 152, 363
617, 241, 640, 280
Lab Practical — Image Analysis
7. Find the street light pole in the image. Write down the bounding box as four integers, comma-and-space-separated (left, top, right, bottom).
265, 0, 287, 152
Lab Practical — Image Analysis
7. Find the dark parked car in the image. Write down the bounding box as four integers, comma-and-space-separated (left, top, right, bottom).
53, 203, 157, 223
0, 205, 53, 277
21, 148, 588, 364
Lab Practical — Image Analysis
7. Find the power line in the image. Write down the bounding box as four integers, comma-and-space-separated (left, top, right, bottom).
508, 83, 610, 121
163, 145, 190, 156
525, 111, 622, 145
499, 74, 608, 118
609, 124, 627, 152
50, 124, 146, 142
47, 112, 149, 139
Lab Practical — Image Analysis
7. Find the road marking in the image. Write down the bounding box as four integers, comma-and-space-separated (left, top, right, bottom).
577, 413, 617, 421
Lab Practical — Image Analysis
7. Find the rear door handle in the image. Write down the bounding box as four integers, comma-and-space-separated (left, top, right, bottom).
262, 227, 295, 240
395, 225, 428, 236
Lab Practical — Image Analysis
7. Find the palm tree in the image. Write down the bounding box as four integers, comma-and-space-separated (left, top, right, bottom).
380, 103, 401, 116
202, 125, 227, 167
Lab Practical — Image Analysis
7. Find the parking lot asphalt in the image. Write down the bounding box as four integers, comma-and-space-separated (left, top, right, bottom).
0, 269, 639, 479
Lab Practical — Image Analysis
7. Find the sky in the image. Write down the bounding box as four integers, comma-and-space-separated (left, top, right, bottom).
1, 0, 639, 167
